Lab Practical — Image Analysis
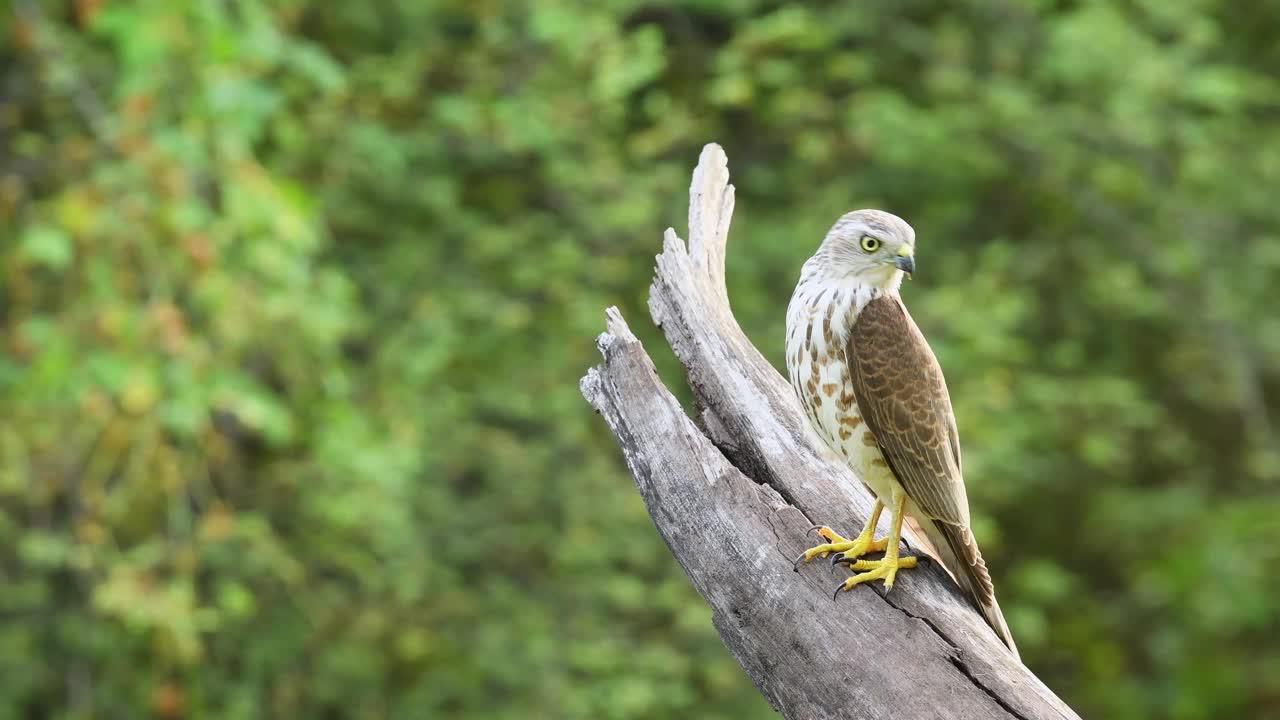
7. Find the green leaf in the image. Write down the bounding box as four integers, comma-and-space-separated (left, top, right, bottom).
18, 225, 74, 270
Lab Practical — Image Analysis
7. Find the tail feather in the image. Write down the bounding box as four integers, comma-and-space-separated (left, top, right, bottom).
918, 519, 1020, 660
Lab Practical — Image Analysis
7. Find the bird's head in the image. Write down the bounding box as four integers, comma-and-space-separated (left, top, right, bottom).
813, 209, 916, 291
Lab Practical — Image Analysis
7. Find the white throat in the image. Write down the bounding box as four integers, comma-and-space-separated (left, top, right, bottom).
794, 255, 903, 311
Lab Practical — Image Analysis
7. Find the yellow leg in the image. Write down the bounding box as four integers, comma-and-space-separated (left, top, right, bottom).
833, 487, 918, 597
793, 500, 888, 570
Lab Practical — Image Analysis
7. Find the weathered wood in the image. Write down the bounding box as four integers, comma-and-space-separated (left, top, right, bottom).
580, 144, 1080, 720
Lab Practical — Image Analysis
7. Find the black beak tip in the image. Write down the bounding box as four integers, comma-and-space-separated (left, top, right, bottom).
895, 256, 915, 275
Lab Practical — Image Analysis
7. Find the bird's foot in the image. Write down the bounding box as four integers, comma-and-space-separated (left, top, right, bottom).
831, 555, 919, 598
792, 525, 887, 570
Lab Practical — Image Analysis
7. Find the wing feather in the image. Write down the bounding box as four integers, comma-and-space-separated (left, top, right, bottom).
846, 295, 968, 527
847, 294, 1008, 617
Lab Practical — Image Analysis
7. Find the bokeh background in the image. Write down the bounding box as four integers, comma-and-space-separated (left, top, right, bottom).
3, 1, 1280, 718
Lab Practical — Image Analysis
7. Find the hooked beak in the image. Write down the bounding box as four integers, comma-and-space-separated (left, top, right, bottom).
894, 246, 915, 276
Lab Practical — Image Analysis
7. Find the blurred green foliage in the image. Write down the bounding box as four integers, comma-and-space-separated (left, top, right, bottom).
3, 1, 1280, 718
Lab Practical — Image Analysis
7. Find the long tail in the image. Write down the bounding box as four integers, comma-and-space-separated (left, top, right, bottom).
918, 518, 1020, 660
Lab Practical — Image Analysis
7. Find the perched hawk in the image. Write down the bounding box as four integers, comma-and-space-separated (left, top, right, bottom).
787, 210, 1018, 657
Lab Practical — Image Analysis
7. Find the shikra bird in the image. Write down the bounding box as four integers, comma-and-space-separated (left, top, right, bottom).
787, 209, 1019, 658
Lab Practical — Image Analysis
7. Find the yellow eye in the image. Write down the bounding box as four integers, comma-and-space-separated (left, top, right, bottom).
859, 235, 881, 253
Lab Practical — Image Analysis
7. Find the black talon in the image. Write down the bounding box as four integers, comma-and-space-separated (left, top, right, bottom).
832, 582, 847, 601
806, 524, 826, 537
834, 554, 861, 568
829, 552, 846, 567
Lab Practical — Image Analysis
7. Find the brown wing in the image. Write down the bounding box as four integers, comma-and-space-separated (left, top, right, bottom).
846, 294, 968, 527
847, 295, 1008, 643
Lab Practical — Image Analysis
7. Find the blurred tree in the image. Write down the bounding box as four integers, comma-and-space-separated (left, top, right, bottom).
1, 1, 1278, 718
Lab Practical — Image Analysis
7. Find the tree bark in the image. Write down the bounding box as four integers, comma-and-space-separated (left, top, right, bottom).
580, 144, 1081, 720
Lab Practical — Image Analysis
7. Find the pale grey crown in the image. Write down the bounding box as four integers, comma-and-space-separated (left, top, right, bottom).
810, 209, 917, 288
